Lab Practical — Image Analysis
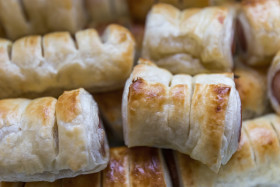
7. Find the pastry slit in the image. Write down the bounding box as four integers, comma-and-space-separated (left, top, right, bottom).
243, 128, 257, 165
270, 121, 280, 146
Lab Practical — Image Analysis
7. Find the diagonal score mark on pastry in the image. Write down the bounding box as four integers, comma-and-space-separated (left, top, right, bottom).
122, 58, 241, 172
142, 3, 236, 75
173, 114, 280, 186
0, 88, 109, 182
0, 24, 135, 99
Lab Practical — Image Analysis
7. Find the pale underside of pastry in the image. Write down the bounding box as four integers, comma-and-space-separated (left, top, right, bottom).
142, 3, 235, 75
0, 0, 87, 40
174, 114, 280, 187
0, 88, 109, 182
122, 59, 241, 172
237, 0, 280, 66
0, 24, 135, 99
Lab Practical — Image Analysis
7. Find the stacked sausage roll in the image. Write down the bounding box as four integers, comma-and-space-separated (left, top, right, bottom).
126, 0, 234, 23
142, 3, 236, 75
0, 24, 135, 98
237, 0, 280, 66
122, 59, 241, 172
0, 0, 87, 40
9, 147, 171, 186
174, 114, 280, 186
0, 88, 109, 182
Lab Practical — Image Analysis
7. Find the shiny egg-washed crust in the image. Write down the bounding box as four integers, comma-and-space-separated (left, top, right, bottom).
0, 0, 87, 40
238, 0, 280, 66
122, 59, 241, 172
19, 147, 171, 187
0, 88, 109, 182
142, 3, 236, 75
234, 62, 270, 120
268, 51, 280, 115
102, 147, 130, 187
174, 113, 280, 187
0, 24, 135, 99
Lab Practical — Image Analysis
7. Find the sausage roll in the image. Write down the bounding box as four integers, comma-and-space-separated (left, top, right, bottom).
127, 0, 233, 23
122, 59, 242, 172
0, 88, 109, 182
93, 89, 124, 142
142, 3, 236, 75
268, 51, 280, 115
22, 147, 171, 187
237, 0, 280, 66
234, 62, 270, 120
0, 0, 87, 40
174, 114, 280, 187
0, 24, 135, 99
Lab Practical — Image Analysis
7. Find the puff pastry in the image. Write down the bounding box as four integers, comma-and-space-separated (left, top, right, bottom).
21, 147, 171, 187
122, 59, 241, 172
0, 24, 135, 99
174, 114, 280, 187
234, 62, 270, 120
93, 89, 124, 142
0, 0, 87, 40
237, 0, 280, 66
142, 3, 236, 75
126, 1, 235, 23
0, 88, 109, 182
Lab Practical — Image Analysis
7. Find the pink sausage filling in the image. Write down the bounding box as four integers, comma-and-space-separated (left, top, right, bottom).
272, 71, 280, 105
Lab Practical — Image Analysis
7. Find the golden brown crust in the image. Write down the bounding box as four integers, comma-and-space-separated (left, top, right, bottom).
0, 24, 135, 99
129, 147, 167, 187
56, 89, 82, 123
124, 60, 240, 172
128, 78, 167, 119
103, 147, 129, 187
244, 118, 280, 164
239, 0, 280, 65
24, 97, 57, 127
0, 99, 29, 128
190, 84, 231, 166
